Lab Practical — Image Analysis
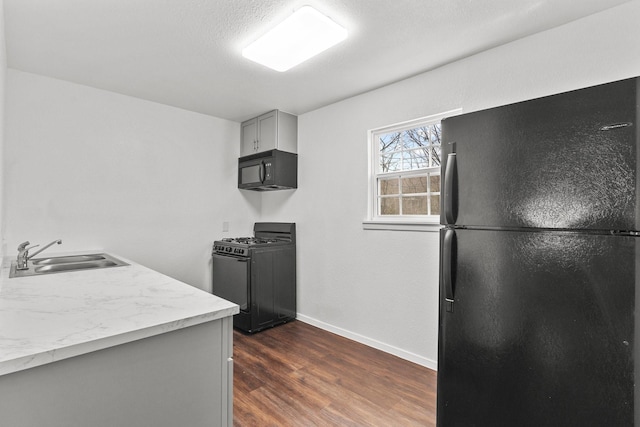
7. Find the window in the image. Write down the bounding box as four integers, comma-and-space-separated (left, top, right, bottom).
366, 110, 460, 230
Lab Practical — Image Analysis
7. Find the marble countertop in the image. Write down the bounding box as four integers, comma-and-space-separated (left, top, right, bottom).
0, 251, 239, 376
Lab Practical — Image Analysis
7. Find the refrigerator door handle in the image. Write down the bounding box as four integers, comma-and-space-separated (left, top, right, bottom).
443, 228, 456, 308
444, 152, 457, 224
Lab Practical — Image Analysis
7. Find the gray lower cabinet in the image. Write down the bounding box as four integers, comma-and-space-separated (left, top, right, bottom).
0, 317, 234, 427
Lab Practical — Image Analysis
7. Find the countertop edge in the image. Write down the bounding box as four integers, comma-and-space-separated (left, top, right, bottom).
0, 306, 239, 376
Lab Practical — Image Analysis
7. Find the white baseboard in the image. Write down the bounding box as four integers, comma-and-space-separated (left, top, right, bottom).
296, 314, 438, 371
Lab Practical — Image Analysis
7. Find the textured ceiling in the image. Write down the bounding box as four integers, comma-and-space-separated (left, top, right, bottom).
3, 0, 630, 122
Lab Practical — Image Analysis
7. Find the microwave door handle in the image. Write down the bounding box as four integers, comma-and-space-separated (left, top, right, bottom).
258, 161, 266, 183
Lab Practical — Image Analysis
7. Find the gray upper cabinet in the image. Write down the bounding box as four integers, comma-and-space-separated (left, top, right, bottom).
240, 110, 297, 157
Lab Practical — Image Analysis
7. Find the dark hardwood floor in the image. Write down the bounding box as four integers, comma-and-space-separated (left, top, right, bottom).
233, 320, 437, 426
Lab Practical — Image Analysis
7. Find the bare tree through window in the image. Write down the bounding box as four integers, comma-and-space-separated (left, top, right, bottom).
376, 122, 442, 216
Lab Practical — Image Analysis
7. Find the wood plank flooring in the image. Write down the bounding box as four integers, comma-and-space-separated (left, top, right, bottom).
233, 320, 437, 426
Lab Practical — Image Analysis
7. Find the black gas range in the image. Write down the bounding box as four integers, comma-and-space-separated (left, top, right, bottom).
212, 223, 296, 333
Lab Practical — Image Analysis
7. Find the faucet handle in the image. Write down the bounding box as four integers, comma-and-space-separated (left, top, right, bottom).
18, 241, 39, 252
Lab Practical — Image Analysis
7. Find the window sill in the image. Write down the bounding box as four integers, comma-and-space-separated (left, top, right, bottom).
362, 220, 442, 232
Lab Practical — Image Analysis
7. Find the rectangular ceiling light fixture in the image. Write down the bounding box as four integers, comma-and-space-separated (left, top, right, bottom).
242, 6, 348, 72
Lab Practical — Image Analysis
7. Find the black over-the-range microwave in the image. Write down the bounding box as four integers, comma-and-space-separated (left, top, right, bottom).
238, 149, 298, 191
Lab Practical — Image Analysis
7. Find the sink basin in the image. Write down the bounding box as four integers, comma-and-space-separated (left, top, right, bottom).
32, 254, 108, 265
9, 253, 129, 278
34, 260, 119, 273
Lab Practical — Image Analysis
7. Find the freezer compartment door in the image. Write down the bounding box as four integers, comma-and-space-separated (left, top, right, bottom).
437, 228, 636, 426
441, 77, 639, 230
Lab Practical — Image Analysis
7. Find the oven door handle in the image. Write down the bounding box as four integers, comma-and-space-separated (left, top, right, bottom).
212, 253, 249, 261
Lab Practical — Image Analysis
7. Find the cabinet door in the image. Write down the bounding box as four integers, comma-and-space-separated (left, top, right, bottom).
251, 251, 276, 328
221, 316, 233, 427
240, 118, 257, 157
0, 320, 231, 427
256, 110, 277, 153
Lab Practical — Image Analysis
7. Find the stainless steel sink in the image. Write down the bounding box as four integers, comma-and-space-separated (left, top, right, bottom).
9, 253, 129, 278
35, 260, 119, 273
31, 254, 108, 265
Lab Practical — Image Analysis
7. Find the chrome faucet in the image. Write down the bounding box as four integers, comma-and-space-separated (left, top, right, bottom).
16, 239, 62, 270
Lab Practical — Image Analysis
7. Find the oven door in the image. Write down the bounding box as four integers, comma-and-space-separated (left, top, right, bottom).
212, 253, 250, 312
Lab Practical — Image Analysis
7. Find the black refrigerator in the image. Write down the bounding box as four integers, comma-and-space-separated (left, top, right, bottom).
437, 77, 639, 426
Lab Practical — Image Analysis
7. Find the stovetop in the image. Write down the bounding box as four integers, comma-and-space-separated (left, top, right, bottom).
221, 237, 281, 245
213, 222, 296, 257
213, 235, 292, 257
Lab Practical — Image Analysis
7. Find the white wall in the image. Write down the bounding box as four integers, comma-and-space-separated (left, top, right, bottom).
3, 70, 260, 291
262, 1, 640, 368
0, 0, 7, 260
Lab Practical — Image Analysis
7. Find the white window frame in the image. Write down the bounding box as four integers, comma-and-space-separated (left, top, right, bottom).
364, 109, 462, 232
